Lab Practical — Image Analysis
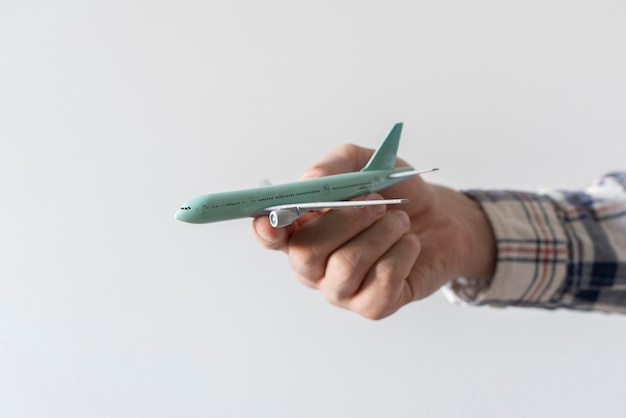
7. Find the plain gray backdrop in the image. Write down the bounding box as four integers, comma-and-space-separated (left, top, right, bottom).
1, 1, 625, 417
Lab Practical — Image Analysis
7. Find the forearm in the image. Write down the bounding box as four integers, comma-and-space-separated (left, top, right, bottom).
447, 172, 626, 313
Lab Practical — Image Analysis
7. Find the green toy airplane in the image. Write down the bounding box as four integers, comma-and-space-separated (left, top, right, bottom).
175, 123, 437, 227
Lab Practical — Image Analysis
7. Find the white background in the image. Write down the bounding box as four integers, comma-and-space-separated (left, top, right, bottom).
1, 1, 625, 417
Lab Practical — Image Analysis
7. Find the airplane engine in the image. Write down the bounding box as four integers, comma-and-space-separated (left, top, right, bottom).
269, 208, 301, 228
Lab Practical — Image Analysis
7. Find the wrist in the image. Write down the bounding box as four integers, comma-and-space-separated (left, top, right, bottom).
459, 192, 496, 280
425, 185, 496, 282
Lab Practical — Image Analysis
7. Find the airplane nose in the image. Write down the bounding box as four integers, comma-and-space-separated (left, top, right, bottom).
175, 205, 193, 222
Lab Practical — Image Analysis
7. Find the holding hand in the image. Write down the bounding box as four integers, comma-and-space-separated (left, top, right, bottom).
253, 144, 496, 319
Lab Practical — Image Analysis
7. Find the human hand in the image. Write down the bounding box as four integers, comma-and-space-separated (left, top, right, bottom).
253, 144, 495, 319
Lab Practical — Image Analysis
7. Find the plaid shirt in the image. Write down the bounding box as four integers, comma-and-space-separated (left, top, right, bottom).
446, 172, 626, 313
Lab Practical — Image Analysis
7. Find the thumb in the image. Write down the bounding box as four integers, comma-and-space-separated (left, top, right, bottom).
301, 144, 374, 180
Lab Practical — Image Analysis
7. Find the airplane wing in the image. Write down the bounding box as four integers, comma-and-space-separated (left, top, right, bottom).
260, 199, 409, 227
265, 199, 408, 212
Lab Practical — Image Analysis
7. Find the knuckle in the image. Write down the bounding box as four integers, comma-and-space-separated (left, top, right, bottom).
354, 302, 388, 321
351, 285, 399, 320
288, 244, 325, 282
321, 250, 367, 308
375, 212, 410, 240
295, 273, 319, 289
327, 248, 362, 282
322, 287, 345, 308
373, 257, 402, 285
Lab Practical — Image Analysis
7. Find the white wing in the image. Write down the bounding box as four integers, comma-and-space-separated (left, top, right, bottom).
261, 199, 409, 227
265, 198, 408, 212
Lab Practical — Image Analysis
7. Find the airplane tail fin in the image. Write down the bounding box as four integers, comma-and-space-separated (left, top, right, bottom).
361, 122, 403, 172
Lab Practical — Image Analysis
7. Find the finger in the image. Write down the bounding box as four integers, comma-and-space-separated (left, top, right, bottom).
349, 232, 421, 320
293, 271, 320, 289
252, 211, 320, 252
321, 210, 412, 307
252, 216, 290, 251
303, 147, 414, 180
287, 194, 387, 284
301, 144, 374, 179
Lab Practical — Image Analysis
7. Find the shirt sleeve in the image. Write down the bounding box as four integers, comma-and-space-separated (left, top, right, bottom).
444, 172, 626, 313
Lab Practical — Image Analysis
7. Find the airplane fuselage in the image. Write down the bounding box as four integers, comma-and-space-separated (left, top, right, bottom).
175, 167, 415, 224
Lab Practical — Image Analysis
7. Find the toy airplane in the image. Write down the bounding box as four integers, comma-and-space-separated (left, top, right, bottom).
175, 123, 437, 227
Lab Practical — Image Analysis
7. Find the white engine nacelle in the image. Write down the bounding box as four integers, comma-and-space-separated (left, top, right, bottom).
269, 208, 301, 228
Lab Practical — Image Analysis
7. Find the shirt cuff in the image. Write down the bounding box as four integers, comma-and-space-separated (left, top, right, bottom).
445, 190, 568, 308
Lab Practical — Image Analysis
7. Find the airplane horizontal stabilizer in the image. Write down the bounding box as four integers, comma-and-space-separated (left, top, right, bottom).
387, 168, 439, 179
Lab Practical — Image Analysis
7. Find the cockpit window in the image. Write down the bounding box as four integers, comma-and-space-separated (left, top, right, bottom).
179, 207, 191, 210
